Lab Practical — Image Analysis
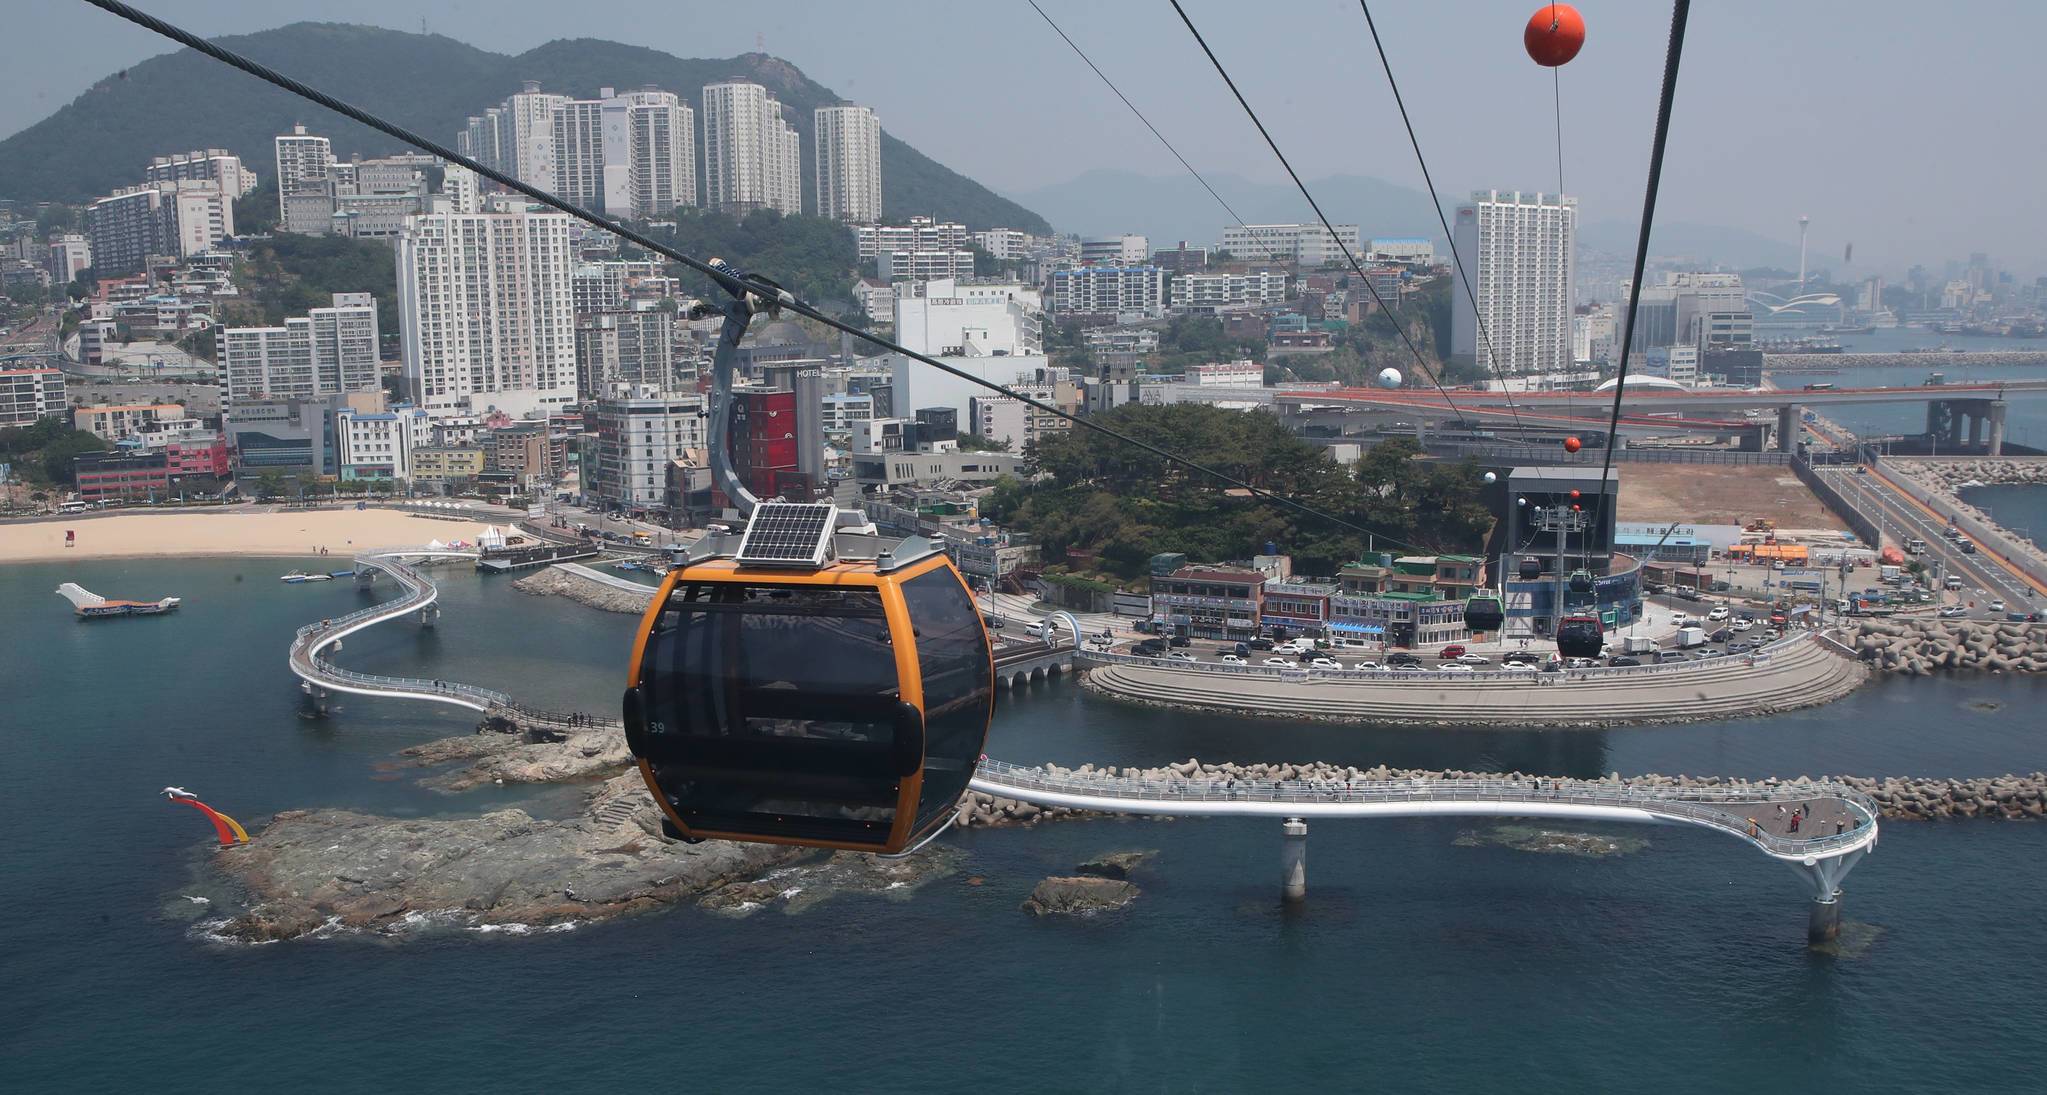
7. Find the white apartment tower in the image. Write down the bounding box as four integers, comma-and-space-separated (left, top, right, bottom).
814, 104, 882, 224
274, 126, 334, 219
146, 150, 258, 199
554, 97, 609, 211
396, 206, 578, 418
505, 82, 570, 192
220, 293, 382, 408
607, 88, 697, 218
702, 82, 802, 216
1451, 190, 1576, 375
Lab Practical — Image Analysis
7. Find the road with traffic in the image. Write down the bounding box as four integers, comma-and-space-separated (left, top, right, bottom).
1819, 466, 2041, 612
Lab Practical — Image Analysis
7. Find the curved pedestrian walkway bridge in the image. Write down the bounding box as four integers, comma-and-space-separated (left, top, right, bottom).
1083, 632, 1868, 727
970, 759, 1879, 941
287, 546, 608, 732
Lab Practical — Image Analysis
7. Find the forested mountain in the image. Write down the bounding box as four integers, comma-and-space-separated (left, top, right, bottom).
0, 23, 1048, 233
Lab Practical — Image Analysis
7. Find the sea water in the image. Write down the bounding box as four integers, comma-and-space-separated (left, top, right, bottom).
5, 559, 2046, 1092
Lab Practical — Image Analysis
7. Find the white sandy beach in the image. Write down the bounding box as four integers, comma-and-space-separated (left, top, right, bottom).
0, 507, 507, 562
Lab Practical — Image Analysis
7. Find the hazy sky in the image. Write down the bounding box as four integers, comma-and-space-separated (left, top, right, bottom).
10, 1, 2044, 277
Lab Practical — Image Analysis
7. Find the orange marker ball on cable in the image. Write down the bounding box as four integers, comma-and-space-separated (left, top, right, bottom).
1525, 4, 1586, 67
1563, 436, 1582, 453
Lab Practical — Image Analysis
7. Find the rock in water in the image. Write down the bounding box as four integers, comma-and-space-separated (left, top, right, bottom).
1075, 850, 1156, 880
1022, 875, 1139, 916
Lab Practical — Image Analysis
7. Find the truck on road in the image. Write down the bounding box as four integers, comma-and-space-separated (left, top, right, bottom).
1674, 626, 1707, 649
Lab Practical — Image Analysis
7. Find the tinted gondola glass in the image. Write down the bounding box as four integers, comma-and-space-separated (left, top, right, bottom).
624, 555, 995, 854
1556, 614, 1603, 658
1568, 568, 1595, 593
1518, 557, 1543, 581
1464, 594, 1505, 633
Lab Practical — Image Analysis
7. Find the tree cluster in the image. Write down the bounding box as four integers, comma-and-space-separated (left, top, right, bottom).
0, 418, 109, 487
221, 233, 399, 334
639, 207, 858, 312
1001, 404, 1493, 580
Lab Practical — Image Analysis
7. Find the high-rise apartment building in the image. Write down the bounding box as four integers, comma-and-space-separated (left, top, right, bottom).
84, 181, 232, 274
554, 97, 608, 211
607, 88, 697, 217
274, 125, 334, 220
702, 82, 802, 216
145, 149, 257, 199
1049, 266, 1169, 317
220, 292, 382, 409
396, 205, 578, 418
813, 104, 882, 224
505, 82, 569, 192
1451, 190, 1576, 375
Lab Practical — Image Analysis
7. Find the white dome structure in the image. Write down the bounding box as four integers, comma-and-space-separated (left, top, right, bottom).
1593, 374, 1687, 393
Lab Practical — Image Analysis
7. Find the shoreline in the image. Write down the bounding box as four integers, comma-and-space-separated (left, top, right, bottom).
0, 506, 510, 564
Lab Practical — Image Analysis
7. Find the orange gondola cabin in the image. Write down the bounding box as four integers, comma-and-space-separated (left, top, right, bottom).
623, 503, 994, 855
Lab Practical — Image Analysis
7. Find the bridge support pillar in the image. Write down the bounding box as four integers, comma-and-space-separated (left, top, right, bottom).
1987, 402, 2006, 456
1777, 405, 1797, 452
1808, 891, 1842, 945
1791, 845, 1868, 948
420, 604, 439, 628
1281, 818, 1307, 903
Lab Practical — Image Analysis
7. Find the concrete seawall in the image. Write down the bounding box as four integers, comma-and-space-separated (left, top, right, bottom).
956, 761, 2047, 828
512, 564, 654, 614
1850, 618, 2047, 673
1081, 635, 1868, 728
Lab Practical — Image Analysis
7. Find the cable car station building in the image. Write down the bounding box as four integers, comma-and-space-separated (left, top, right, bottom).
1499, 467, 1642, 638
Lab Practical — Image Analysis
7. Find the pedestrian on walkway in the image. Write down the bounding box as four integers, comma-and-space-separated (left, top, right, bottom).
1789, 813, 1801, 833
1747, 817, 1760, 838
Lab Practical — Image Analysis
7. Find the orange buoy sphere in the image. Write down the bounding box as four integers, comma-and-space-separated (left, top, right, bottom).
1563, 436, 1583, 453
1524, 3, 1586, 67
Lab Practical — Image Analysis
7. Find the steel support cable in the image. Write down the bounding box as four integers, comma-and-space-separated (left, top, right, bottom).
1598, 0, 1692, 498
1355, 1, 1528, 440
1164, 0, 1474, 431
1025, 0, 1246, 228
78, 0, 1433, 553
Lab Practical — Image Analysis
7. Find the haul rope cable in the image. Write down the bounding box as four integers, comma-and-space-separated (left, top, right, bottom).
1164, 0, 1477, 431
1029, 0, 1474, 430
1596, 0, 1692, 499
1353, 0, 1532, 441
76, 0, 1440, 555
1024, 0, 1246, 228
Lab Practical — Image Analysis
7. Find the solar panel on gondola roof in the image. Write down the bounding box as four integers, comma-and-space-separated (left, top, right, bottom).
735, 502, 837, 567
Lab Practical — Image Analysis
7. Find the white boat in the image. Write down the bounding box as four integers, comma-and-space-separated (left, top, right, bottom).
56, 583, 181, 618
279, 571, 334, 583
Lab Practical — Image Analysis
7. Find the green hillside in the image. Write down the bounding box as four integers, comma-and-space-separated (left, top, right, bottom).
0, 23, 1048, 233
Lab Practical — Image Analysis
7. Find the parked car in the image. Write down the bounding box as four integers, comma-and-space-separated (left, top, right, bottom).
1352, 661, 1385, 671
1608, 656, 1643, 667
1454, 653, 1491, 665
1387, 653, 1422, 668
1264, 658, 1296, 668
1219, 654, 1246, 665
1308, 658, 1343, 670
1438, 644, 1467, 660
1939, 605, 1968, 619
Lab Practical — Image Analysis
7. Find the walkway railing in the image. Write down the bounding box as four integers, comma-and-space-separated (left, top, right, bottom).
970, 760, 1879, 861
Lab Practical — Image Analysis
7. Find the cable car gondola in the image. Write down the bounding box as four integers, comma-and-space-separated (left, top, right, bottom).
621, 273, 992, 855
1568, 568, 1595, 593
1518, 557, 1543, 581
1556, 614, 1604, 659
1463, 594, 1505, 633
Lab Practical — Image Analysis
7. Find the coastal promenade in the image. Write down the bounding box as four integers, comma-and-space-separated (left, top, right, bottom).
1080, 632, 1869, 727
